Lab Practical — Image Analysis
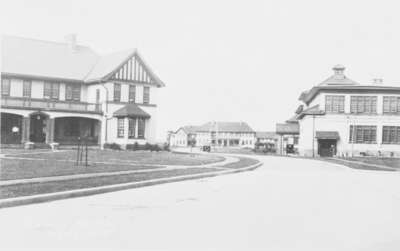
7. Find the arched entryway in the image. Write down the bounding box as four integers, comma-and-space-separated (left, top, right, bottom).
54, 117, 101, 145
1, 112, 23, 144
29, 112, 49, 143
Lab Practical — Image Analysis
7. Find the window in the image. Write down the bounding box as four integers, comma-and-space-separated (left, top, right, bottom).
128, 118, 136, 138
138, 118, 145, 138
350, 96, 377, 114
65, 84, 81, 101
117, 118, 124, 138
382, 126, 400, 144
129, 85, 136, 103
23, 80, 31, 97
43, 82, 59, 100
349, 125, 377, 144
325, 95, 345, 113
383, 96, 400, 114
114, 83, 121, 102
143, 86, 150, 104
1, 78, 10, 96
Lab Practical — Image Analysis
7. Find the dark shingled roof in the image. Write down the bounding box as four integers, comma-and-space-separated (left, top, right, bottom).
197, 121, 255, 133
276, 123, 299, 135
113, 103, 150, 118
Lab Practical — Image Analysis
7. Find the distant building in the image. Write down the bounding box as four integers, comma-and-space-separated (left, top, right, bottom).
170, 121, 256, 148
255, 131, 279, 152
289, 65, 400, 157
275, 122, 299, 154
196, 121, 256, 148
169, 126, 199, 147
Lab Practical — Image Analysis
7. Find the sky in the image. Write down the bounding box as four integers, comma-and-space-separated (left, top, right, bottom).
1, 0, 400, 141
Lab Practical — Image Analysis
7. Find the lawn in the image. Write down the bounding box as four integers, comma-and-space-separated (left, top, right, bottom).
0, 167, 219, 199
340, 157, 400, 169
5, 149, 224, 166
0, 150, 225, 180
221, 157, 260, 169
0, 149, 260, 202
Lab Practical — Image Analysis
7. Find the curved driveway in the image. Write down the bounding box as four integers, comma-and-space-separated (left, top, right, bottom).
1, 155, 400, 250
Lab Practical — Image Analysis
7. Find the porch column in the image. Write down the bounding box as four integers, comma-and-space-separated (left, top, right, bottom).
45, 118, 55, 144
21, 117, 30, 143
97, 120, 102, 145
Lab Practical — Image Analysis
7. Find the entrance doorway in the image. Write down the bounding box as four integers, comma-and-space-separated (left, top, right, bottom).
318, 139, 337, 157
30, 113, 48, 143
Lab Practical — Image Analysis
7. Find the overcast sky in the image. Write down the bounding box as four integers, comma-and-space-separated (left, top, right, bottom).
1, 0, 400, 141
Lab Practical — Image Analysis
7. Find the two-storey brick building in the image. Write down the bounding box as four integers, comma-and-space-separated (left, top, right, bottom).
294, 65, 400, 157
1, 35, 165, 148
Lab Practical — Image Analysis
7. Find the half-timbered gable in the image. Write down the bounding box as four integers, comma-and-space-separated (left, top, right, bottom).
110, 53, 159, 85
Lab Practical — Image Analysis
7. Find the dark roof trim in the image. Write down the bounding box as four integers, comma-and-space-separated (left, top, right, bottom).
300, 85, 400, 105
1, 72, 84, 84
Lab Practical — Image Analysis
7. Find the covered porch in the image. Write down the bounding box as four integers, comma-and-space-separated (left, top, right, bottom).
0, 112, 101, 146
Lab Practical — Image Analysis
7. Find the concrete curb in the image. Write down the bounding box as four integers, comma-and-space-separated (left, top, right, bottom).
0, 159, 262, 209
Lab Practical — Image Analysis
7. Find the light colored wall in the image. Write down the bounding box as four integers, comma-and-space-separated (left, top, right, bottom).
298, 112, 400, 157
170, 129, 188, 147
31, 80, 43, 98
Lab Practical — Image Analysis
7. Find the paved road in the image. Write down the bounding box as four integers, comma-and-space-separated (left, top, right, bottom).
1, 155, 400, 251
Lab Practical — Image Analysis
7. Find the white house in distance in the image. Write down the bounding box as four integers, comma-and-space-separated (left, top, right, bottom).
195, 121, 256, 148
169, 126, 198, 147
1, 35, 165, 148
292, 65, 400, 157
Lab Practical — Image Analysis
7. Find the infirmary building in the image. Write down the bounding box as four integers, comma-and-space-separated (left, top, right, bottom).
293, 65, 400, 157
1, 35, 165, 148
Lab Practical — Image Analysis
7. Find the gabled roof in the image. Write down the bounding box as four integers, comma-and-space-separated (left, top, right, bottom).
2, 35, 99, 81
276, 123, 299, 135
113, 103, 151, 118
1, 35, 165, 86
181, 126, 200, 134
84, 49, 136, 82
197, 121, 255, 133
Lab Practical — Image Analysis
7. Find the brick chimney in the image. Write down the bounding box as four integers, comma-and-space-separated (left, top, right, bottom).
64, 34, 77, 52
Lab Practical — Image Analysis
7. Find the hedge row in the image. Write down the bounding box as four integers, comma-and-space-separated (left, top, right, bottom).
103, 143, 170, 152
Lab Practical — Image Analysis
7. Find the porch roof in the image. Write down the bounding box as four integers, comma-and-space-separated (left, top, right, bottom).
113, 104, 150, 118
315, 131, 340, 140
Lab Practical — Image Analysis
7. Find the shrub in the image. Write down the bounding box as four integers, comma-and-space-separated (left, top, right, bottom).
163, 143, 170, 152
126, 142, 139, 151
103, 143, 121, 150
150, 144, 162, 152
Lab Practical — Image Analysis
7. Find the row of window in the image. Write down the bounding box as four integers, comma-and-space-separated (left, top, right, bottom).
325, 95, 400, 114
1, 79, 81, 101
117, 117, 145, 139
1, 79, 151, 104
349, 125, 400, 144
113, 84, 150, 104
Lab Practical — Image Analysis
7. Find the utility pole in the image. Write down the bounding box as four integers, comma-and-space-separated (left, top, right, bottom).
312, 115, 315, 158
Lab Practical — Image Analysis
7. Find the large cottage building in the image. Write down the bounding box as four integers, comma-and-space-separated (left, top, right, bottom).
169, 121, 256, 148
1, 35, 165, 148
195, 121, 256, 148
293, 65, 400, 157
